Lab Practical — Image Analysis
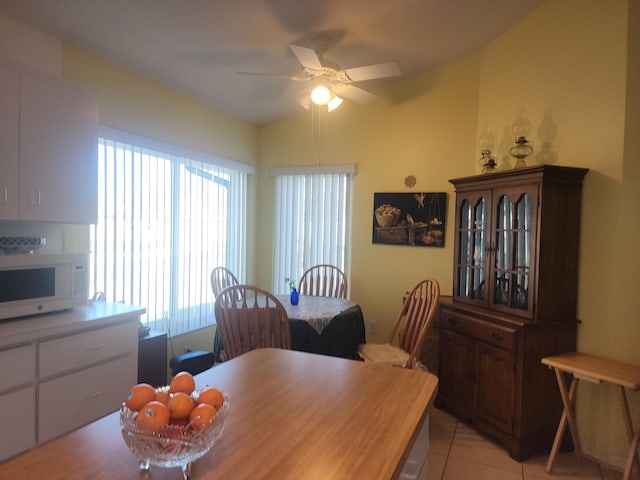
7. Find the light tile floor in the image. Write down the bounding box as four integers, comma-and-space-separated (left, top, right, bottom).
427, 406, 629, 480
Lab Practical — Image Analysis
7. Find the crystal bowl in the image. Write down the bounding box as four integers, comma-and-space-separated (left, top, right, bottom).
120, 391, 229, 479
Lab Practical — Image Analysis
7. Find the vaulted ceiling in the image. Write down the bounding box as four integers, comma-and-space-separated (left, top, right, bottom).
0, 0, 543, 125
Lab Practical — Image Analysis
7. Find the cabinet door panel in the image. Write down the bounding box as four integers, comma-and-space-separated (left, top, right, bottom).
0, 64, 20, 220
453, 190, 492, 307
39, 321, 137, 378
38, 354, 135, 443
489, 185, 538, 318
0, 386, 36, 461
438, 330, 474, 409
19, 72, 98, 223
474, 343, 516, 434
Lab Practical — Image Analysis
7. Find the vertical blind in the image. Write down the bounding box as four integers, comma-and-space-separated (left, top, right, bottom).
271, 165, 354, 295
90, 127, 251, 336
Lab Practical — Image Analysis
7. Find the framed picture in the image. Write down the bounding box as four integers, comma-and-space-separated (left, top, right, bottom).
372, 192, 447, 247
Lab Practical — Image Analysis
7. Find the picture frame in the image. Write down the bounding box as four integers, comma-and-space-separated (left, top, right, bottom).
372, 192, 447, 247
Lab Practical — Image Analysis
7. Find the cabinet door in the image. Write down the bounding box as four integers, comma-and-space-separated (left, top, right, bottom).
438, 329, 474, 409
0, 64, 20, 220
0, 386, 36, 461
473, 342, 516, 434
489, 185, 538, 318
453, 190, 491, 307
19, 72, 98, 223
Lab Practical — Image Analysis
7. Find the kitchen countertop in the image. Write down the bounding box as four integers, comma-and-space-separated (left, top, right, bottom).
0, 302, 146, 348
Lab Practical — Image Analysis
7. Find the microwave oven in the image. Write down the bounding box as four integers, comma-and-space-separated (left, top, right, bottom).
0, 253, 88, 321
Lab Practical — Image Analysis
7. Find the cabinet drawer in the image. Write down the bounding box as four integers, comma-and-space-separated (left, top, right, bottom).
39, 321, 137, 378
440, 310, 517, 351
0, 344, 36, 391
38, 354, 136, 444
0, 385, 36, 461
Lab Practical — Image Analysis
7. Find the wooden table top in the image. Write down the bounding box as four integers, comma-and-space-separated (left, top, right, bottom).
0, 348, 438, 480
542, 352, 640, 390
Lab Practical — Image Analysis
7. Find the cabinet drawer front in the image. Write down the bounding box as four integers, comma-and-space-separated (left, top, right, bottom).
0, 385, 36, 461
38, 354, 136, 444
441, 310, 517, 351
0, 344, 36, 391
39, 321, 137, 378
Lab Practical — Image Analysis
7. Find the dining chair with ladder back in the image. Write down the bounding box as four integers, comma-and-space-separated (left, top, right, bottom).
298, 264, 348, 299
210, 266, 239, 298
358, 278, 440, 370
169, 266, 240, 376
214, 284, 291, 360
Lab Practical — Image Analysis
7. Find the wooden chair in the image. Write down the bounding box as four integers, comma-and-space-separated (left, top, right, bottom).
169, 266, 240, 375
214, 284, 291, 360
358, 278, 440, 370
298, 264, 348, 299
210, 266, 239, 298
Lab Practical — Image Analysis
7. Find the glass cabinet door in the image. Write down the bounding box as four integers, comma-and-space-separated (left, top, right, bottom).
455, 192, 489, 304
490, 186, 537, 316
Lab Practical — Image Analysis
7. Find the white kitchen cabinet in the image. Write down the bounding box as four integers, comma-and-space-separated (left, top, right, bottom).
0, 344, 37, 462
0, 64, 20, 219
39, 354, 136, 444
0, 386, 36, 461
0, 303, 144, 461
0, 61, 98, 223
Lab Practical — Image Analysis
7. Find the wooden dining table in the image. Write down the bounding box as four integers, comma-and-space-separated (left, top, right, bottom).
0, 348, 438, 480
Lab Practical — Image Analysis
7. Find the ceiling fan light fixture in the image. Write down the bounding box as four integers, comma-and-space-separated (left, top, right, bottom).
327, 95, 343, 112
310, 84, 332, 105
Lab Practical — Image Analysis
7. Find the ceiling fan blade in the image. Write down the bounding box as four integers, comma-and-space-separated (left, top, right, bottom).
332, 84, 378, 104
289, 44, 323, 71
342, 62, 402, 82
237, 71, 310, 81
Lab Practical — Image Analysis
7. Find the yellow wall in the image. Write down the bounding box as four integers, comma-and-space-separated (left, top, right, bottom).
256, 54, 480, 341
46, 0, 638, 469
255, 0, 639, 470
478, 0, 639, 468
60, 47, 259, 382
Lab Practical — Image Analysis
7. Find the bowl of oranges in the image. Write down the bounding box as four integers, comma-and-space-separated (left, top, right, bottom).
120, 371, 229, 479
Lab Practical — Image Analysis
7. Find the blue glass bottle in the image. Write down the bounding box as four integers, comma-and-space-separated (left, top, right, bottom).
290, 287, 299, 305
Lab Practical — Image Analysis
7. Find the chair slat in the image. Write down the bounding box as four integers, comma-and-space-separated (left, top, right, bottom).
298, 264, 348, 299
215, 284, 291, 359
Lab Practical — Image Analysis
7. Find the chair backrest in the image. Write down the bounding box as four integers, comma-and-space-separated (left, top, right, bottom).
387, 278, 440, 368
298, 264, 348, 299
210, 267, 239, 298
214, 284, 291, 360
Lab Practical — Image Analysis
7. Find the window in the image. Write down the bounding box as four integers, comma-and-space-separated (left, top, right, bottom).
271, 165, 354, 294
90, 127, 252, 336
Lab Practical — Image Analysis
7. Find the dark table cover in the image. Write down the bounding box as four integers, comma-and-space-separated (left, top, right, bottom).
213, 304, 365, 362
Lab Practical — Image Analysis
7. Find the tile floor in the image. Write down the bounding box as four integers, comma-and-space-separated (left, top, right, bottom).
427, 406, 628, 480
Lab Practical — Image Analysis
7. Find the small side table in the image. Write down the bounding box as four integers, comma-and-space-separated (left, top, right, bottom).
138, 330, 168, 387
541, 352, 640, 479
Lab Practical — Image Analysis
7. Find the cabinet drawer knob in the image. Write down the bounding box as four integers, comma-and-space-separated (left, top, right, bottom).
83, 343, 105, 351
448, 318, 458, 326
84, 391, 102, 400
491, 331, 504, 341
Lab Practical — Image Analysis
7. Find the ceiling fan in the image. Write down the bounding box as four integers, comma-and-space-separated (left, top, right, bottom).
239, 39, 402, 110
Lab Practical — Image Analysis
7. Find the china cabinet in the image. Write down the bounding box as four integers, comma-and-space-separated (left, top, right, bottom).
437, 165, 588, 460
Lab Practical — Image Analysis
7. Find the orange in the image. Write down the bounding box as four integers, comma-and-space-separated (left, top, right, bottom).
189, 403, 217, 429
154, 389, 170, 405
197, 386, 224, 410
136, 400, 170, 426
168, 392, 195, 420
169, 371, 196, 395
125, 383, 156, 411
